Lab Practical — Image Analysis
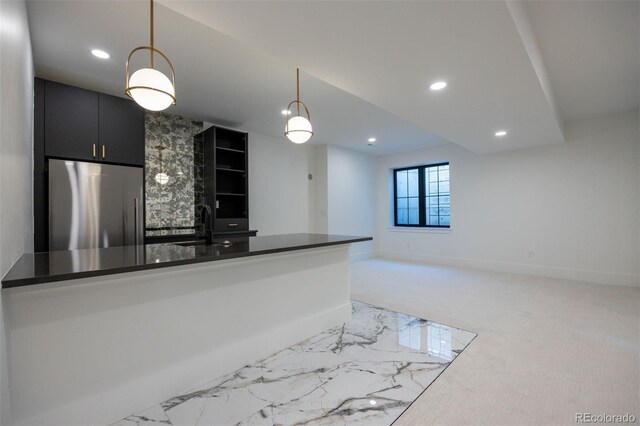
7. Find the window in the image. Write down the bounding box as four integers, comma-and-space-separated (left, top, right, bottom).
394, 163, 450, 228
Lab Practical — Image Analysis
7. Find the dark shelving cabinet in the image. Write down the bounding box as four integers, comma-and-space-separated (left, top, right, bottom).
200, 126, 252, 235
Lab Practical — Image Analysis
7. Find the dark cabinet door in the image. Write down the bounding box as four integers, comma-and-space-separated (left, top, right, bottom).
44, 80, 99, 161
99, 94, 145, 166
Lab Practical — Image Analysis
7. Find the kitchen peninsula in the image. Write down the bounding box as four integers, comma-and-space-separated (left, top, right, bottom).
2, 233, 371, 425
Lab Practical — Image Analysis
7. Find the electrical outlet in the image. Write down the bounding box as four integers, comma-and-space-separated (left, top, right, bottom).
528, 250, 534, 258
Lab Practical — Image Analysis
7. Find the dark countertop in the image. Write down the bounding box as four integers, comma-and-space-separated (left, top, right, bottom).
1, 233, 372, 289
144, 229, 258, 243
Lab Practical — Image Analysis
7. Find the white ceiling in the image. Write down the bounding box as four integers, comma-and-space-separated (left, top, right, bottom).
524, 0, 639, 123
159, 0, 567, 154
26, 0, 639, 156
26, 0, 447, 155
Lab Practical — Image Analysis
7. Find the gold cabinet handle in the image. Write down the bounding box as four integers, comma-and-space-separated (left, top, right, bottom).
228, 223, 238, 228
92, 144, 96, 159
102, 145, 106, 160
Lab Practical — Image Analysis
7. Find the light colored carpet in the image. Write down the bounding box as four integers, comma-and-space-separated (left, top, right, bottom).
350, 259, 640, 425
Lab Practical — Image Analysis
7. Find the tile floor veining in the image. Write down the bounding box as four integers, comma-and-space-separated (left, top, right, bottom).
114, 301, 476, 426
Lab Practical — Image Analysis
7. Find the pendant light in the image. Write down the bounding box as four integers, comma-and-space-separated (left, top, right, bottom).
125, 0, 176, 112
285, 68, 313, 144
154, 145, 169, 185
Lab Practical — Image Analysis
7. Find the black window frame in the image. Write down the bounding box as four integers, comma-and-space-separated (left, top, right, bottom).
393, 162, 450, 228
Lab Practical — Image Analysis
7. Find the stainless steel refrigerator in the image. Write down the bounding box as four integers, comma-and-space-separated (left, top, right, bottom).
48, 159, 144, 251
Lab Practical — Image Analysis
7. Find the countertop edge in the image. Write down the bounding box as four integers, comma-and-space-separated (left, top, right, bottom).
2, 236, 372, 289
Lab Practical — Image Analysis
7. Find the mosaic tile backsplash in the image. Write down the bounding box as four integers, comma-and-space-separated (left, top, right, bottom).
145, 112, 203, 230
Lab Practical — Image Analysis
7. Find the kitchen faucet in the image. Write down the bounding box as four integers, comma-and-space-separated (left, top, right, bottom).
199, 204, 214, 245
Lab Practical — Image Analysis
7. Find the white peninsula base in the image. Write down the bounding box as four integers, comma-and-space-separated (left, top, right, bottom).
3, 245, 351, 425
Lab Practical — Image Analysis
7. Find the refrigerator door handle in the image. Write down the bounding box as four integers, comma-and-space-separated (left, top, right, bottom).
134, 197, 139, 246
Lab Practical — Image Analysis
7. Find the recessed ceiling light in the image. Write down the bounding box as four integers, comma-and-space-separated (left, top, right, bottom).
91, 49, 110, 59
429, 81, 447, 91
495, 130, 507, 137
368, 137, 376, 142
281, 109, 291, 115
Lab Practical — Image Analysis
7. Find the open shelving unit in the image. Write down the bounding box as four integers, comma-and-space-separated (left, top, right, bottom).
199, 125, 253, 236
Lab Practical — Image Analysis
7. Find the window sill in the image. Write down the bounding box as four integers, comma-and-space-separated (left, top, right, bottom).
387, 226, 451, 234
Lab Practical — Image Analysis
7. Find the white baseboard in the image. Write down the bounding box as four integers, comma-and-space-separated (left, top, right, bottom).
378, 250, 640, 288
350, 251, 376, 263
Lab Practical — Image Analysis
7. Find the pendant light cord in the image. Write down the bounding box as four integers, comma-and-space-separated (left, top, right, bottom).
296, 68, 300, 115
156, 145, 165, 173
150, 0, 154, 68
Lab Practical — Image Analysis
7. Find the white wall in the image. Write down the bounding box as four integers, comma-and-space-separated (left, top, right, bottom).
308, 145, 328, 234
326, 145, 377, 261
248, 132, 313, 235
249, 139, 377, 260
377, 110, 640, 287
0, 0, 34, 423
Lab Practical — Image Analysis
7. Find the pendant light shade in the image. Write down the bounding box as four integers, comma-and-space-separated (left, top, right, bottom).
128, 67, 175, 111
285, 68, 313, 144
286, 116, 313, 144
125, 0, 176, 111
155, 172, 169, 185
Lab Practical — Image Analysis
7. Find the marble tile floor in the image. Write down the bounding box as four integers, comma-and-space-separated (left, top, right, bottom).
114, 301, 476, 426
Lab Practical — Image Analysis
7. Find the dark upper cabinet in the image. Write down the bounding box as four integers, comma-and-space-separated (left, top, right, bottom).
41, 79, 144, 166
44, 80, 99, 161
99, 94, 145, 166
